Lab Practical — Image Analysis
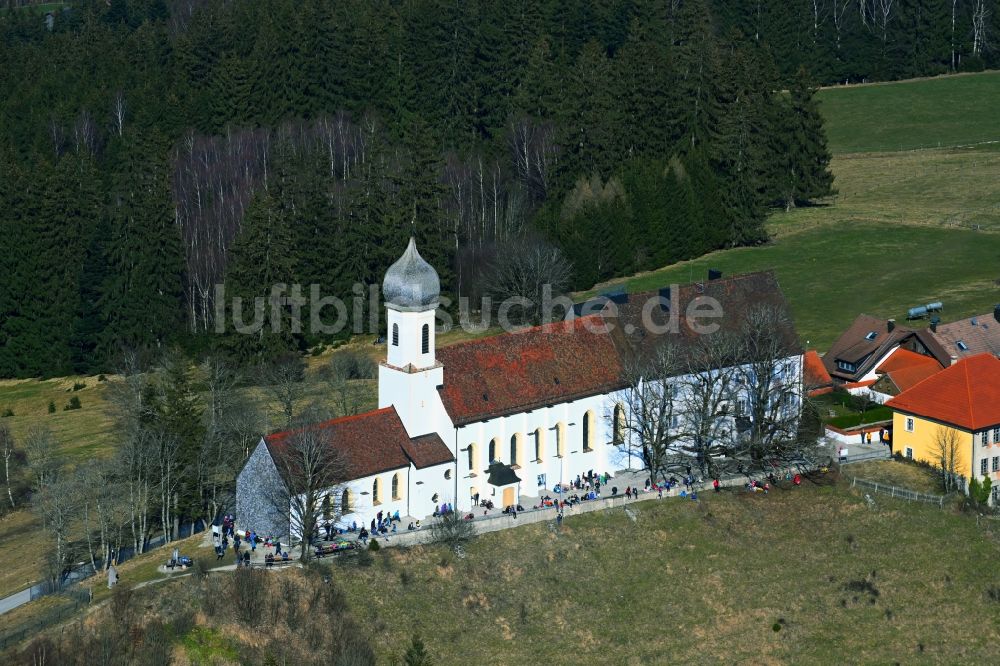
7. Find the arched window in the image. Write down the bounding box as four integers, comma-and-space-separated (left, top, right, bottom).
421, 324, 429, 354
467, 443, 477, 472
341, 488, 351, 514
510, 434, 521, 467
583, 411, 594, 452
391, 322, 399, 346
613, 404, 625, 445
556, 423, 566, 457
534, 428, 544, 462
322, 494, 331, 520
489, 438, 498, 463
372, 477, 382, 505
391, 472, 402, 500
445, 469, 452, 480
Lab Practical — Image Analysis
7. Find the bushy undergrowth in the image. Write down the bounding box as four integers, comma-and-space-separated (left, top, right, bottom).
7, 568, 374, 666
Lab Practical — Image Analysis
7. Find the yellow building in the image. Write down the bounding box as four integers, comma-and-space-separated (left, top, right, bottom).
886, 353, 1000, 502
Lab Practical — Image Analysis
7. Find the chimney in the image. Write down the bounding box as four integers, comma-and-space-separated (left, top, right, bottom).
950, 354, 958, 366
930, 320, 937, 333
994, 304, 1000, 324
887, 319, 895, 333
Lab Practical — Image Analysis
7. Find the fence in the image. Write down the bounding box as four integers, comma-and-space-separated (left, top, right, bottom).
0, 594, 88, 652
851, 476, 947, 507
840, 449, 892, 465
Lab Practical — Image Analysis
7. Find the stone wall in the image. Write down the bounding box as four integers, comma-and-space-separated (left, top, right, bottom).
236, 440, 290, 539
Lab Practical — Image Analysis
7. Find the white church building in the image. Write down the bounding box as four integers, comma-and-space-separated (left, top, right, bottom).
236, 239, 803, 540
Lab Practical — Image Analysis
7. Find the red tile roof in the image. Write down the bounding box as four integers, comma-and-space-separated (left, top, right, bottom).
265, 407, 452, 484
437, 315, 625, 427
873, 348, 944, 394
400, 433, 455, 469
883, 363, 943, 394
803, 350, 832, 389
886, 353, 1000, 430
876, 348, 941, 375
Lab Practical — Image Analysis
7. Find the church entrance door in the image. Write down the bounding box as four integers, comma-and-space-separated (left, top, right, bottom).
502, 486, 515, 508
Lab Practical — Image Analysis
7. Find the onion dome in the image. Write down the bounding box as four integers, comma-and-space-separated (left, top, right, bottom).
382, 237, 440, 311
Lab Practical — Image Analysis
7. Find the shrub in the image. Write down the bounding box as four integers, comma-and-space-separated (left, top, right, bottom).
429, 512, 476, 551
1, 408, 13, 418
72, 382, 86, 391
330, 351, 377, 380
97, 374, 107, 382
367, 538, 381, 552
64, 396, 82, 410
403, 635, 433, 666
967, 476, 993, 510
48, 401, 56, 414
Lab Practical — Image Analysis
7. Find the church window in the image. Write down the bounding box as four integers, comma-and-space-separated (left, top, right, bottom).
445, 469, 452, 480
421, 324, 429, 354
392, 323, 399, 346
467, 443, 477, 472
556, 423, 566, 457
489, 438, 498, 463
510, 434, 522, 467
534, 428, 544, 462
341, 489, 351, 514
373, 477, 382, 505
583, 411, 595, 452
322, 495, 331, 520
613, 404, 625, 445
392, 473, 402, 500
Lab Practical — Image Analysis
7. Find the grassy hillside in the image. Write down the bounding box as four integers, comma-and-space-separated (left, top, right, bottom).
8, 472, 1000, 664
818, 71, 1000, 153
589, 72, 1000, 349
330, 479, 1000, 664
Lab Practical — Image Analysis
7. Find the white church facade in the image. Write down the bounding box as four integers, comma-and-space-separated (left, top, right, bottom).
236, 239, 803, 540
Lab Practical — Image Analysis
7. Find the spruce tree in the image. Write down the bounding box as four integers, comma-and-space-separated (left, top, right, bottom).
778, 66, 835, 209
101, 131, 184, 358
223, 188, 297, 362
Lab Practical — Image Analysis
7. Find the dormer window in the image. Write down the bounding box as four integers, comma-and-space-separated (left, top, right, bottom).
957, 341, 969, 351
865, 331, 878, 341
836, 360, 855, 372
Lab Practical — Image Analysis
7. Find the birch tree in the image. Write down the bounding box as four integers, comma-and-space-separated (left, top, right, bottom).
23, 424, 59, 491
0, 423, 17, 509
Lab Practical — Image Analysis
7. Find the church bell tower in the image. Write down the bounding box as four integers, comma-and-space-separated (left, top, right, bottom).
377, 238, 443, 437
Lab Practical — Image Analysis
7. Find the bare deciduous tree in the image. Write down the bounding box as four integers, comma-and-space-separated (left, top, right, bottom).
32, 474, 78, 581
112, 90, 126, 137
0, 423, 17, 508
610, 343, 685, 485
263, 354, 308, 428
971, 0, 989, 55
731, 305, 807, 473
23, 424, 59, 491
268, 409, 349, 562
933, 425, 962, 493
484, 238, 573, 325
677, 336, 739, 480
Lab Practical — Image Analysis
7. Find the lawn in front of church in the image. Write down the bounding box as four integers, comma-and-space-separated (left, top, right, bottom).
330, 473, 1000, 664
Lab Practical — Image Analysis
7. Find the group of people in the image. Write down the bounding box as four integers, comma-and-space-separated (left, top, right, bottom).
432, 503, 455, 517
